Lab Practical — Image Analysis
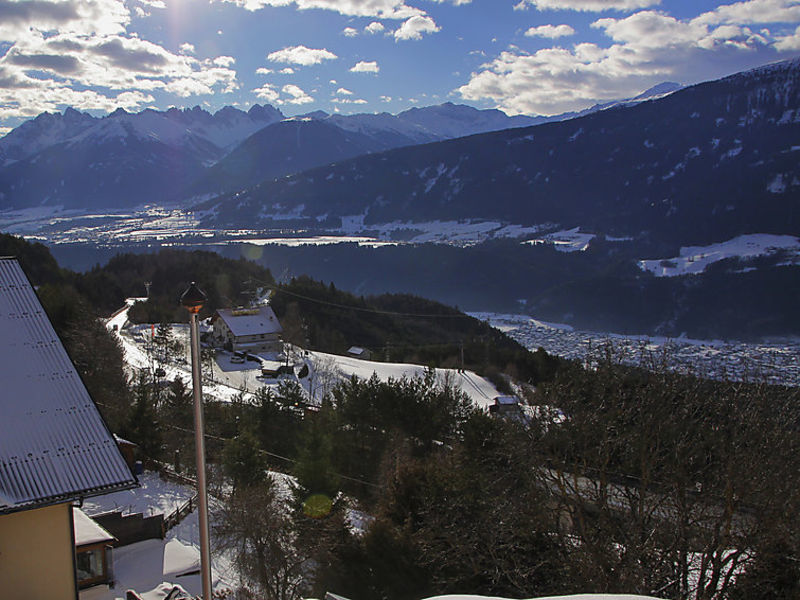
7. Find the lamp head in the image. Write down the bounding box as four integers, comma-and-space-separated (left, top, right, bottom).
181, 282, 207, 314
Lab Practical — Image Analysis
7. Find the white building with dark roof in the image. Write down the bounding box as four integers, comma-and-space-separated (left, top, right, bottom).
0, 257, 137, 600
211, 305, 283, 353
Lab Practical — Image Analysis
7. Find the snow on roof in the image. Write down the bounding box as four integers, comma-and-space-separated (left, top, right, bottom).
495, 395, 518, 405
216, 305, 282, 337
103, 539, 199, 599
163, 538, 201, 578
0, 258, 137, 514
73, 507, 115, 547
114, 433, 138, 447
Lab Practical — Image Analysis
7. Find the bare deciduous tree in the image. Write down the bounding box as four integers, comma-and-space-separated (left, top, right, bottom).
215, 480, 312, 600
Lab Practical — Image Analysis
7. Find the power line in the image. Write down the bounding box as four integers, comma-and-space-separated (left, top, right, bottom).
162, 422, 384, 490
263, 282, 475, 320
95, 398, 384, 491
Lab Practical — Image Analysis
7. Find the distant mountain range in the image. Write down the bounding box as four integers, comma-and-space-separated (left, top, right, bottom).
0, 100, 552, 209
3, 59, 798, 340
0, 82, 683, 210
200, 59, 799, 248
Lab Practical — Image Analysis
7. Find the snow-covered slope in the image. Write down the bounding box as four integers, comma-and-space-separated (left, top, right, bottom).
397, 102, 543, 139
306, 350, 500, 409
638, 233, 800, 277
0, 104, 284, 209
203, 58, 800, 247
326, 111, 437, 144
0, 107, 96, 165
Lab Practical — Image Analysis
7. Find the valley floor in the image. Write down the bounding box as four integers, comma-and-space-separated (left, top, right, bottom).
474, 312, 800, 386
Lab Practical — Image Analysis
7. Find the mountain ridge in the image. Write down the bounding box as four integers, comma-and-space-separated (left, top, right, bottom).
197, 58, 800, 248
0, 100, 563, 210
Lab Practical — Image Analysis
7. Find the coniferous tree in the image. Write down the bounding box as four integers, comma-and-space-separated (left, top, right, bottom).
223, 430, 269, 492
122, 369, 163, 461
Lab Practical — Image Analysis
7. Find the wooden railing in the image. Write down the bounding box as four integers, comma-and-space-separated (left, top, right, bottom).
163, 492, 199, 533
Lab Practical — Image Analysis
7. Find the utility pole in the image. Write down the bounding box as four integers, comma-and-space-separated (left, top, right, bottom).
180, 282, 213, 600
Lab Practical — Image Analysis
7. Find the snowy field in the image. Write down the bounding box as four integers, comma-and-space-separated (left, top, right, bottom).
638, 233, 800, 277
473, 312, 800, 386
0, 203, 590, 249
525, 226, 597, 252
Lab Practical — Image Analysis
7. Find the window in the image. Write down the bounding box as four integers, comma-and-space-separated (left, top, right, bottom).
76, 546, 108, 588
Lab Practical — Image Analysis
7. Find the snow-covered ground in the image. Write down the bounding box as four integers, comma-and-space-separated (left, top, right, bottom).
525, 227, 596, 252
1, 203, 552, 248
80, 471, 237, 600
109, 300, 501, 409
638, 233, 800, 277
303, 349, 499, 409
83, 471, 192, 518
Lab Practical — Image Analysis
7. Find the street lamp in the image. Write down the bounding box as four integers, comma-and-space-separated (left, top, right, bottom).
180, 282, 212, 600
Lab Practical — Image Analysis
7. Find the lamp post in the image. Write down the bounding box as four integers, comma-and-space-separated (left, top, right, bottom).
180, 282, 213, 600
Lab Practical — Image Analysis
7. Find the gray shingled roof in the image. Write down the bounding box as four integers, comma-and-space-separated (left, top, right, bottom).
0, 258, 137, 514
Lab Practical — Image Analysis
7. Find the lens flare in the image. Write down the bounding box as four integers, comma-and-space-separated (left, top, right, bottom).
241, 244, 263, 261
302, 494, 333, 519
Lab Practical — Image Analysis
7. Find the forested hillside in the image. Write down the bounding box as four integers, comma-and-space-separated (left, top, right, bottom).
2, 233, 798, 599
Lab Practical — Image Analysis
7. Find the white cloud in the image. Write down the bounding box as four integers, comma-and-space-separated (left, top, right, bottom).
0, 0, 130, 43
457, 4, 791, 117
350, 60, 380, 72
0, 81, 155, 122
267, 45, 338, 66
280, 67, 296, 74
0, 0, 243, 122
380, 95, 392, 102
0, 28, 239, 122
343, 27, 358, 37
593, 11, 707, 48
281, 83, 313, 104
394, 15, 440, 40
217, 0, 423, 19
515, 0, 660, 11
253, 82, 280, 102
336, 87, 353, 95
213, 55, 235, 67
775, 24, 800, 49
332, 97, 367, 104
256, 67, 273, 75
365, 21, 386, 34
693, 0, 800, 26
525, 24, 576, 38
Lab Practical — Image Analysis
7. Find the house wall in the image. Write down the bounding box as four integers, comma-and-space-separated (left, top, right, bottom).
211, 319, 233, 347
0, 502, 77, 600
232, 333, 282, 353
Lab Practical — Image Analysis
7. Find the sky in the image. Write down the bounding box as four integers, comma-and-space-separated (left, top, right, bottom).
0, 0, 799, 135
